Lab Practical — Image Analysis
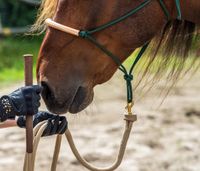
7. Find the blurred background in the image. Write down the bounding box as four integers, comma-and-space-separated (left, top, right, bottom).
0, 0, 41, 85
0, 1, 200, 171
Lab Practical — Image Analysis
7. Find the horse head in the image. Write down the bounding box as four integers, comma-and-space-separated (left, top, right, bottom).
36, 0, 199, 114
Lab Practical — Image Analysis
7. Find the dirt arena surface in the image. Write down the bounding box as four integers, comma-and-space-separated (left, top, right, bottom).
0, 72, 200, 171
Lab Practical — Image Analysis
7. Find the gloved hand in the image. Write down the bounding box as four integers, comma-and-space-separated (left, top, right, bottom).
17, 111, 68, 137
0, 85, 42, 122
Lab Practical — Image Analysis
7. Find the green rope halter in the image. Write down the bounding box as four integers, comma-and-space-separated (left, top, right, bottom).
175, 0, 182, 20
159, 0, 182, 20
78, 0, 176, 105
158, 0, 170, 19
48, 0, 182, 107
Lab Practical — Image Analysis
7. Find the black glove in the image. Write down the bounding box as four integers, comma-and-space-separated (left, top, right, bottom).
0, 85, 41, 122
17, 111, 68, 137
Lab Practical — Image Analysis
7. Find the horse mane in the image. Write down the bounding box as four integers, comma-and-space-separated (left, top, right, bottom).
161, 21, 197, 58
141, 20, 199, 85
30, 0, 58, 34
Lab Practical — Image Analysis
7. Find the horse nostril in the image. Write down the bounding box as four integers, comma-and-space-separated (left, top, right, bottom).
41, 81, 53, 101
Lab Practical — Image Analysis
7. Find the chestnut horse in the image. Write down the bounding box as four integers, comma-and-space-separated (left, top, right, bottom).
34, 0, 199, 114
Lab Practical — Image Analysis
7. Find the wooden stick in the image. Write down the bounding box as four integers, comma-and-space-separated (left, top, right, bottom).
24, 54, 33, 153
45, 18, 80, 36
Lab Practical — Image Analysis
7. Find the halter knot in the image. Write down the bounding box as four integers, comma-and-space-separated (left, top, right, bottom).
79, 30, 89, 38
124, 74, 133, 82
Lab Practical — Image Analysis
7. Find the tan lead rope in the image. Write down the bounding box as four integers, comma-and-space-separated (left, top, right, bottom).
65, 115, 137, 171
51, 135, 62, 171
23, 114, 137, 171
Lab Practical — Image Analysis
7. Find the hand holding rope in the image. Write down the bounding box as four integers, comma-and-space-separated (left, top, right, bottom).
17, 111, 68, 137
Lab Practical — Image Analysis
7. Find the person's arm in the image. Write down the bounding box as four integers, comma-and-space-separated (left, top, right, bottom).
0, 120, 17, 129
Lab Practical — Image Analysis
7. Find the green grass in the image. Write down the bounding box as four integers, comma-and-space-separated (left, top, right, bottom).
0, 36, 43, 85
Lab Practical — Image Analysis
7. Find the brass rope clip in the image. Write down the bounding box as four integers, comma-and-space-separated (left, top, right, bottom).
125, 102, 134, 115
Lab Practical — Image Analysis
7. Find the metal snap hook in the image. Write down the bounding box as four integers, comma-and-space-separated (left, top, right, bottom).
125, 102, 134, 115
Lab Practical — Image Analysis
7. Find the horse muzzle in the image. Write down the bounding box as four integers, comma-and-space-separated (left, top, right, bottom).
41, 81, 94, 114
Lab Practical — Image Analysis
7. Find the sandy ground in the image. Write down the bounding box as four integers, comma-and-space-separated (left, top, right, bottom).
0, 72, 200, 171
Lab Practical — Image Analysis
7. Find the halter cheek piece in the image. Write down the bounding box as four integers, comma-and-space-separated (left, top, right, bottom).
45, 0, 181, 114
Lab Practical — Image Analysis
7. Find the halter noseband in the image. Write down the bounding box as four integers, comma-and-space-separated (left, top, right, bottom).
45, 0, 182, 114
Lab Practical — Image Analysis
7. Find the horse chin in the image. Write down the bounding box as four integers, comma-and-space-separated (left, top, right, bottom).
41, 82, 94, 114
45, 103, 69, 115
68, 89, 94, 114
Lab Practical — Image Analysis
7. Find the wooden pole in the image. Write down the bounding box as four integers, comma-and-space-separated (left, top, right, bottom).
24, 54, 33, 153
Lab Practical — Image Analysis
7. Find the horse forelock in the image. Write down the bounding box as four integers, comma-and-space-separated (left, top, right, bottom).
30, 0, 58, 34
